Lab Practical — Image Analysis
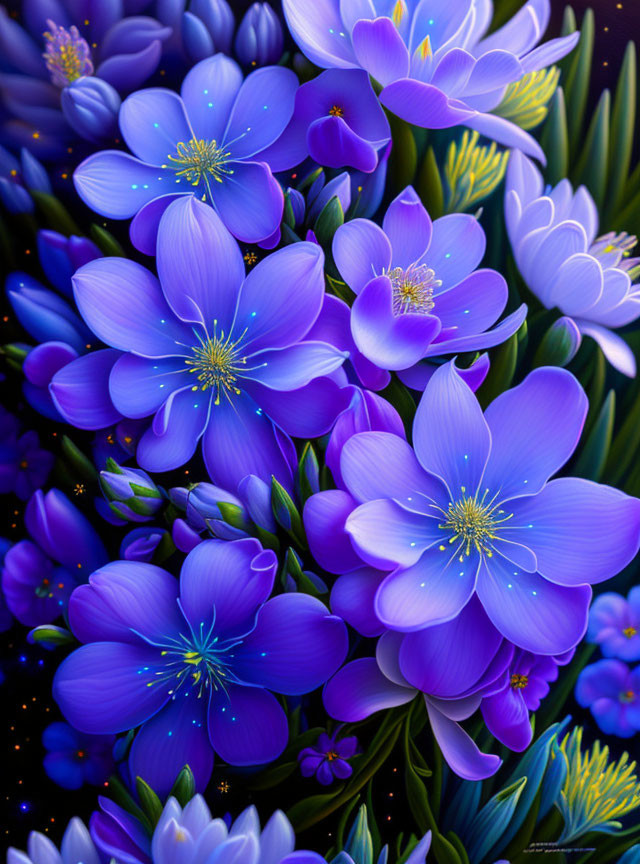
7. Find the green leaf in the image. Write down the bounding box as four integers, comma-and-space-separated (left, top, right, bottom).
28, 625, 75, 648
477, 330, 519, 408
605, 42, 636, 221
314, 196, 345, 247
169, 765, 196, 806
573, 390, 615, 481
298, 442, 320, 504
271, 476, 306, 548
416, 147, 444, 219
380, 376, 416, 439
574, 89, 610, 208
90, 224, 125, 257
135, 777, 164, 827
467, 778, 528, 862
106, 775, 151, 833
388, 114, 417, 194
217, 501, 249, 530
540, 88, 569, 185
344, 804, 374, 864
564, 8, 594, 160
31, 191, 80, 236
605, 381, 640, 486
61, 435, 98, 482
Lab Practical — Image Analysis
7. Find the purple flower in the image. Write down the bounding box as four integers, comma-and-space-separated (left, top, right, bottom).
53, 538, 348, 794
235, 3, 283, 67
324, 597, 512, 780
43, 721, 115, 790
331, 186, 526, 389
100, 461, 163, 523
298, 729, 358, 785
481, 648, 573, 751
506, 151, 640, 376
120, 527, 169, 563
282, 0, 578, 160
1, 488, 107, 627
43, 19, 94, 87
52, 196, 349, 492
576, 659, 640, 738
587, 588, 640, 662
0, 408, 54, 501
304, 362, 640, 654
263, 69, 391, 173
73, 54, 299, 248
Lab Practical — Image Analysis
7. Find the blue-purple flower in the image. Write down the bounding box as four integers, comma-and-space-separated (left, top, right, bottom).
587, 588, 640, 662
298, 729, 358, 785
73, 53, 298, 247
331, 186, 526, 390
1, 488, 107, 627
264, 68, 391, 173
51, 196, 348, 492
576, 659, 640, 738
0, 407, 54, 501
43, 721, 115, 790
304, 362, 640, 654
53, 538, 348, 793
324, 597, 513, 780
506, 151, 640, 376
235, 3, 283, 67
480, 647, 573, 751
282, 0, 578, 160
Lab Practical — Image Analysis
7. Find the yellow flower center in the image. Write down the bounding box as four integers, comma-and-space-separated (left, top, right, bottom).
329, 105, 344, 117
167, 138, 233, 188
623, 626, 638, 639
185, 330, 248, 406
385, 263, 441, 316
510, 673, 529, 689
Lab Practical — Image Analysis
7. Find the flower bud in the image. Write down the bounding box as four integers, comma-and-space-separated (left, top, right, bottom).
234, 2, 283, 67
99, 459, 163, 522
20, 148, 51, 194
37, 230, 102, 297
61, 76, 120, 143
190, 0, 235, 53
6, 272, 91, 352
0, 177, 33, 213
534, 316, 582, 369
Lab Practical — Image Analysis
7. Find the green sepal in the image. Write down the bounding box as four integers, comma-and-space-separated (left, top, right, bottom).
573, 390, 615, 482
106, 774, 151, 833
104, 457, 125, 474
344, 804, 374, 864
327, 273, 355, 304
31, 191, 80, 236
271, 476, 306, 548
216, 501, 249, 530
466, 778, 528, 863
61, 435, 98, 482
129, 482, 162, 499
255, 524, 280, 552
90, 224, 125, 257
314, 195, 345, 247
298, 442, 320, 504
169, 765, 196, 807
135, 777, 164, 828
2, 343, 29, 364
28, 624, 75, 648
283, 191, 297, 229
284, 547, 325, 597
416, 146, 444, 219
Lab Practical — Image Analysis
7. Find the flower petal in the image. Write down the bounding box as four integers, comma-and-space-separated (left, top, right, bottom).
346, 498, 442, 568
246, 378, 352, 439
422, 214, 486, 291
351, 16, 409, 86
476, 554, 591, 654
119, 89, 191, 165
208, 685, 288, 765
303, 489, 362, 575
380, 79, 475, 128
332, 218, 392, 294
212, 160, 283, 244
575, 321, 636, 377
157, 195, 244, 330
181, 54, 243, 142
53, 642, 170, 734
383, 186, 432, 269
109, 354, 188, 419
233, 593, 348, 693
434, 269, 507, 335
73, 152, 173, 219
425, 699, 500, 780
330, 568, 386, 637
282, 0, 358, 69
308, 115, 378, 172
50, 349, 122, 430
323, 658, 415, 722
506, 478, 640, 586
136, 388, 210, 472
244, 342, 347, 390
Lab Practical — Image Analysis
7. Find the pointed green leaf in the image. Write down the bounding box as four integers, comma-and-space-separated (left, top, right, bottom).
416, 146, 444, 219
564, 8, 594, 159
31, 191, 80, 236
90, 224, 125, 257
477, 330, 519, 408
135, 777, 164, 827
605, 381, 640, 485
314, 195, 345, 247
573, 390, 615, 481
388, 114, 417, 194
345, 805, 374, 864
540, 87, 569, 185
169, 765, 196, 806
605, 42, 636, 221
574, 88, 610, 208
61, 435, 98, 482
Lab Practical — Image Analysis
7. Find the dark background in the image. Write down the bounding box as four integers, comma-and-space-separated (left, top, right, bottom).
2, 0, 640, 856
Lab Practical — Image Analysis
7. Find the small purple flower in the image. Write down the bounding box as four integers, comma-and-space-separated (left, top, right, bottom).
264, 69, 390, 173
587, 588, 640, 661
53, 538, 348, 794
304, 362, 640, 655
282, 0, 578, 160
506, 151, 640, 376
481, 648, 573, 751
576, 659, 640, 738
298, 729, 358, 785
43, 19, 94, 87
100, 460, 163, 523
331, 186, 526, 390
1, 488, 107, 627
43, 721, 115, 790
0, 408, 54, 501
52, 196, 349, 492
324, 597, 512, 780
73, 54, 299, 247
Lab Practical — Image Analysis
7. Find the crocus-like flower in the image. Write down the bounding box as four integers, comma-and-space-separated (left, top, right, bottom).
298, 729, 358, 785
282, 0, 578, 159
0, 6, 172, 158
73, 53, 298, 247
0, 408, 54, 501
53, 538, 348, 793
304, 362, 640, 654
324, 597, 514, 780
6, 817, 100, 864
43, 721, 115, 790
557, 727, 640, 843
481, 648, 573, 751
263, 68, 391, 173
180, 0, 235, 64
52, 196, 348, 492
235, 3, 283, 67
587, 588, 640, 661
1, 488, 107, 627
331, 186, 526, 390
505, 151, 640, 376
575, 659, 640, 738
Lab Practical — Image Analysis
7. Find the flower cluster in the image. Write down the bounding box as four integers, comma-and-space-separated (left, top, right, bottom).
2, 1, 640, 861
